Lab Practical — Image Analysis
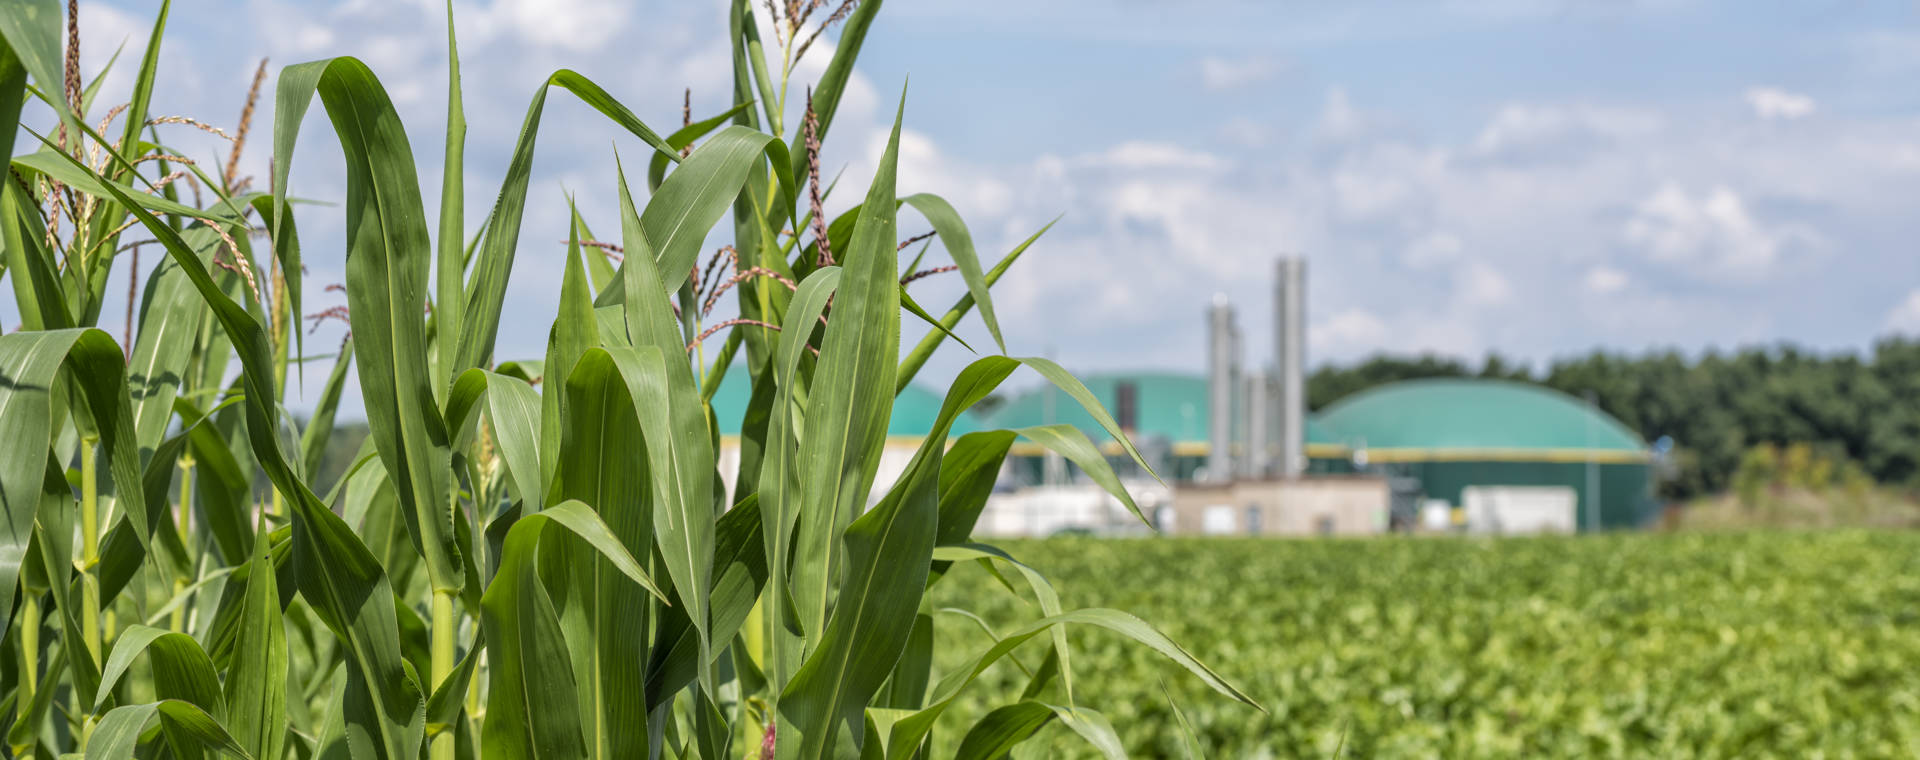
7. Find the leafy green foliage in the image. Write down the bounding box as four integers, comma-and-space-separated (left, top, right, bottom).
932, 534, 1920, 758
0, 1, 1252, 758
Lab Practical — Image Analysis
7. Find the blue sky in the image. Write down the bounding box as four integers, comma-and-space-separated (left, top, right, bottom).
48, 0, 1920, 412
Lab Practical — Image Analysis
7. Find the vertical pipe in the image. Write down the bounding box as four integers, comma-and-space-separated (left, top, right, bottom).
1242, 371, 1269, 479
1275, 258, 1306, 478
1207, 295, 1238, 484
1586, 390, 1601, 532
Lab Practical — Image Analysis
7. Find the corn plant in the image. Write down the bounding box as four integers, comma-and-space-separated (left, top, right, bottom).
0, 1, 1259, 758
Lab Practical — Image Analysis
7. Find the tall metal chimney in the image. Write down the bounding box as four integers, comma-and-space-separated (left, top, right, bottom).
1207, 294, 1240, 483
1275, 258, 1306, 478
1241, 371, 1270, 479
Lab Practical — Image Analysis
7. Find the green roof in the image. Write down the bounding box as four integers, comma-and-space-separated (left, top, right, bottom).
977, 371, 1344, 449
1315, 378, 1646, 456
980, 372, 1206, 444
706, 366, 982, 438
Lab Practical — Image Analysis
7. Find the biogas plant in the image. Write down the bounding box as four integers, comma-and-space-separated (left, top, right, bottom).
703, 258, 1660, 538
964, 257, 1660, 538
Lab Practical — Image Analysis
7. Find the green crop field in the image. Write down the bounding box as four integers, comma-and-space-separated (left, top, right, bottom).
928, 532, 1920, 758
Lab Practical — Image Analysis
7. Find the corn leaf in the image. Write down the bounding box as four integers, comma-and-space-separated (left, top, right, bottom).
789, 93, 907, 648
901, 193, 1002, 352
450, 70, 677, 376
272, 56, 462, 593
224, 538, 288, 760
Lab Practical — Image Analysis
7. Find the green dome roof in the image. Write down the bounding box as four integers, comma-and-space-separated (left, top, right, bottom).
706, 366, 982, 438
1315, 378, 1646, 461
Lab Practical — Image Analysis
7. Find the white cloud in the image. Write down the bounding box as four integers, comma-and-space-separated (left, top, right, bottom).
1621, 183, 1818, 280
1457, 261, 1512, 309
1314, 87, 1369, 143
1584, 266, 1629, 294
1218, 117, 1275, 148
472, 0, 635, 51
1198, 54, 1283, 91
1311, 308, 1391, 349
1404, 231, 1463, 268
1081, 141, 1225, 171
1886, 290, 1920, 334
1745, 87, 1815, 121
1471, 103, 1663, 159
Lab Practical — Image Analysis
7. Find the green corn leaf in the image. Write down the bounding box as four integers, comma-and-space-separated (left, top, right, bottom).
481, 499, 664, 759
901, 193, 1003, 352
1015, 356, 1158, 481
2, 161, 72, 331
96, 625, 226, 714
534, 499, 667, 601
480, 527, 581, 760
954, 701, 1055, 760
756, 267, 841, 695
172, 396, 253, 564
555, 345, 660, 758
449, 69, 678, 376
436, 0, 467, 393
784, 0, 883, 182
299, 338, 356, 484
567, 199, 616, 294
0, 329, 151, 638
1014, 423, 1148, 527
272, 55, 462, 593
645, 493, 767, 710
128, 227, 221, 455
444, 368, 544, 511
1164, 681, 1205, 760
873, 612, 934, 710
734, 0, 779, 133
59, 129, 428, 760
776, 416, 941, 760
224, 538, 288, 760
932, 543, 1073, 703
774, 356, 1017, 757
0, 0, 78, 146
1050, 706, 1127, 760
593, 127, 797, 306
81, 0, 170, 299
613, 159, 718, 695
540, 219, 601, 507
886, 609, 1260, 757
11, 150, 246, 224
895, 219, 1052, 392
899, 284, 972, 354
647, 101, 756, 192
932, 431, 1018, 551
425, 630, 484, 737
789, 92, 907, 647
86, 700, 253, 760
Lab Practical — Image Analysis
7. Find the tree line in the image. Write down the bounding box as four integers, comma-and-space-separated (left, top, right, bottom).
1307, 339, 1920, 500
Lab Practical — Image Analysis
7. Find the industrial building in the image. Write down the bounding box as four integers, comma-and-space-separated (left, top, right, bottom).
976, 256, 1658, 537
704, 254, 1658, 537
1317, 379, 1656, 531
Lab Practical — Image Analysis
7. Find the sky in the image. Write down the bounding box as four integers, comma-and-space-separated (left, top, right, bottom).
42, 0, 1920, 414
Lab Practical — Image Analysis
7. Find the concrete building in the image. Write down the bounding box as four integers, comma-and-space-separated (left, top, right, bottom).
1168, 477, 1389, 537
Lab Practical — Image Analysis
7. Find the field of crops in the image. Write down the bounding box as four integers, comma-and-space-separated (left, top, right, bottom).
927, 532, 1920, 758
